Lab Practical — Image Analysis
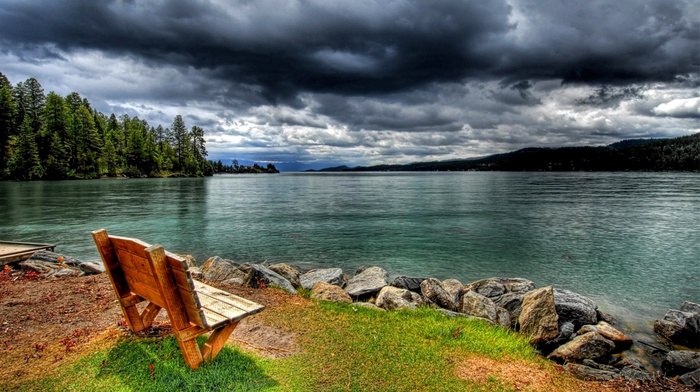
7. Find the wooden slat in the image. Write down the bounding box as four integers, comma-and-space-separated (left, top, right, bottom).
110, 236, 152, 256
194, 281, 265, 313
129, 280, 166, 308
171, 268, 197, 291
201, 307, 229, 328
179, 288, 206, 328
122, 264, 159, 289
165, 252, 189, 272
116, 250, 152, 275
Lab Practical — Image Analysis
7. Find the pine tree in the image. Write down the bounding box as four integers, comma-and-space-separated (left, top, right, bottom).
5, 117, 43, 179
172, 115, 189, 172
0, 72, 15, 176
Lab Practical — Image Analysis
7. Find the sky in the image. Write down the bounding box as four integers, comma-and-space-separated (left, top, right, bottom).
1, 0, 698, 170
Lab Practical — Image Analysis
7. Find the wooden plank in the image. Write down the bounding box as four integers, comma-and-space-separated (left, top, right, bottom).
164, 251, 189, 272
171, 268, 196, 291
110, 236, 152, 256
129, 280, 166, 308
200, 307, 229, 328
194, 281, 265, 313
202, 321, 239, 361
115, 250, 152, 275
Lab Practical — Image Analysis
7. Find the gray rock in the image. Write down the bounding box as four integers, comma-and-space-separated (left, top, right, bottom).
518, 286, 560, 346
435, 308, 493, 324
420, 278, 458, 311
679, 368, 700, 388
465, 278, 505, 297
19, 260, 83, 277
311, 282, 352, 303
442, 279, 464, 303
245, 264, 297, 294
493, 292, 525, 329
553, 288, 598, 329
548, 331, 616, 364
578, 321, 633, 351
496, 307, 511, 328
391, 276, 426, 292
582, 359, 619, 373
681, 301, 700, 315
269, 263, 301, 288
551, 321, 576, 346
300, 268, 345, 290
376, 286, 423, 310
654, 309, 700, 348
78, 261, 105, 274
564, 363, 619, 382
345, 266, 388, 298
20, 250, 104, 277
465, 277, 535, 297
662, 350, 700, 377
619, 367, 652, 380
201, 256, 247, 282
460, 291, 502, 324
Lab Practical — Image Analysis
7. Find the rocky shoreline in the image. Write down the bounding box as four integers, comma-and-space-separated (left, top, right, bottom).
16, 250, 700, 388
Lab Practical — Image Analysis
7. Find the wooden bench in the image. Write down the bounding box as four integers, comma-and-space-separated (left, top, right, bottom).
92, 229, 264, 369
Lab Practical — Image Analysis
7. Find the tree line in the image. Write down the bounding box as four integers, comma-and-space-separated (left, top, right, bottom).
0, 72, 213, 180
328, 133, 700, 172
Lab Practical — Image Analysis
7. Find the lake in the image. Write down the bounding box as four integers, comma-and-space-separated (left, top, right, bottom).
1, 172, 698, 331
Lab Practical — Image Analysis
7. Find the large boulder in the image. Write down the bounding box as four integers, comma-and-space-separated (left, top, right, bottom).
518, 286, 560, 346
459, 291, 510, 327
548, 331, 616, 364
269, 263, 301, 288
376, 286, 423, 310
201, 256, 247, 282
310, 282, 352, 303
654, 303, 700, 348
564, 363, 618, 382
662, 350, 700, 377
420, 278, 458, 311
465, 277, 535, 298
553, 288, 598, 330
442, 279, 464, 303
493, 292, 525, 329
245, 264, 297, 294
391, 276, 426, 292
345, 266, 388, 298
300, 268, 345, 290
578, 321, 633, 351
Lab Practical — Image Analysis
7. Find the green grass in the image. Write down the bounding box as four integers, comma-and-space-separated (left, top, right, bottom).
14, 303, 541, 392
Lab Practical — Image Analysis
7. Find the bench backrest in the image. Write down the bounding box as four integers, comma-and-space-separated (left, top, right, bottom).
93, 230, 207, 329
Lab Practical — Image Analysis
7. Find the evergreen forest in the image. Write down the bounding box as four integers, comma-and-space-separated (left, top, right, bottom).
0, 72, 215, 180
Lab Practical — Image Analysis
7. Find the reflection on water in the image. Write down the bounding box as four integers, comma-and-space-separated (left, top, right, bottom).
1, 172, 699, 326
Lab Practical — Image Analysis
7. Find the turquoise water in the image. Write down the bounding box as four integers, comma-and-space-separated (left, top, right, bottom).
1, 172, 698, 327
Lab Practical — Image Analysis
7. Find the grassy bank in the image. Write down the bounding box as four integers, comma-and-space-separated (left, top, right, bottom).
12, 299, 603, 392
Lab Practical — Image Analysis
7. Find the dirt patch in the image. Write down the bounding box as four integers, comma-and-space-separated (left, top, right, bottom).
455, 355, 694, 392
0, 270, 305, 387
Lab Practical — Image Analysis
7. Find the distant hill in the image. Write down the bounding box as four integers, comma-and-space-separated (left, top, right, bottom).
319, 133, 700, 172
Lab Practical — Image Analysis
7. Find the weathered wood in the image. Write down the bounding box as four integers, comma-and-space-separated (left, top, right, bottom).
0, 241, 56, 265
92, 229, 265, 370
202, 321, 239, 361
93, 229, 147, 332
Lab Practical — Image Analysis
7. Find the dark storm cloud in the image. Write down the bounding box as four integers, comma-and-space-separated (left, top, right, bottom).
0, 0, 698, 166
0, 0, 696, 103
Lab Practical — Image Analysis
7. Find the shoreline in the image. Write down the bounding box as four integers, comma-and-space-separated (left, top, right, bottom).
6, 249, 700, 388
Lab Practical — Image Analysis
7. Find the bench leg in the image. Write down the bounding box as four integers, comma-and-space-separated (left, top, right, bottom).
178, 338, 205, 369
202, 321, 240, 361
123, 305, 147, 332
